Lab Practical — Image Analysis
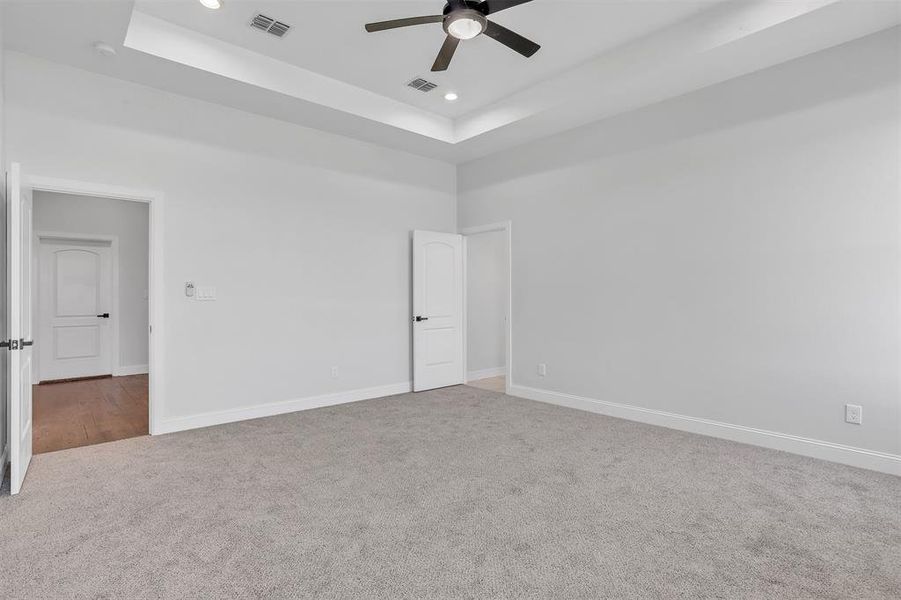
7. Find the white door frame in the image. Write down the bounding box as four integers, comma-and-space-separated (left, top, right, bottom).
26, 175, 165, 435
460, 221, 513, 394
33, 232, 120, 383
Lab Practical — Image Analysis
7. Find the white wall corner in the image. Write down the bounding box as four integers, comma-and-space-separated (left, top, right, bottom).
508, 384, 901, 477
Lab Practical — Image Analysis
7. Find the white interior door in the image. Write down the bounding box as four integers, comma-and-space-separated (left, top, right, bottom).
7, 163, 34, 495
38, 238, 113, 382
412, 230, 464, 392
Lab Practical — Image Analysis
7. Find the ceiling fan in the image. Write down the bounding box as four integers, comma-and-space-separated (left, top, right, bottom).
364, 0, 540, 72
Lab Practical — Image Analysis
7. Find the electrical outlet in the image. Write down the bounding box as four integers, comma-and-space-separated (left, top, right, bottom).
331, 366, 339, 379
845, 404, 862, 425
537, 363, 547, 377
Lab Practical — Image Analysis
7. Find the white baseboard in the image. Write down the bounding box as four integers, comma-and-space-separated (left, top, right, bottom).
115, 364, 149, 376
466, 366, 506, 382
155, 381, 412, 435
508, 384, 901, 476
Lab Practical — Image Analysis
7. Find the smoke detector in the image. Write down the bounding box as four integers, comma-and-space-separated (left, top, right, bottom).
92, 42, 117, 57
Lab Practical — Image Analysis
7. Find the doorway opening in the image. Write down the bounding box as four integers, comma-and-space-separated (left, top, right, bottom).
31, 191, 150, 454
462, 222, 511, 395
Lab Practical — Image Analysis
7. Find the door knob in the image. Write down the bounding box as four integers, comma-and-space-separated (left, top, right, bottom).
97, 313, 110, 318
414, 316, 429, 322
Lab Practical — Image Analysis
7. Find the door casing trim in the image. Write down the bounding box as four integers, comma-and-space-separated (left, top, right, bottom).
460, 221, 513, 395
26, 175, 164, 435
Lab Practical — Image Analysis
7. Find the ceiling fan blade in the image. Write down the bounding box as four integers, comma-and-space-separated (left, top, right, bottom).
365, 15, 443, 33
483, 20, 540, 57
477, 0, 535, 15
431, 35, 461, 72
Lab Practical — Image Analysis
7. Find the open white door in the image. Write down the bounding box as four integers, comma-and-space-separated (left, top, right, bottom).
412, 230, 464, 392
6, 163, 34, 495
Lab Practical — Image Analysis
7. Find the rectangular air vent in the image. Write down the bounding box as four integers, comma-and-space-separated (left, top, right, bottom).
251, 14, 291, 37
407, 77, 438, 93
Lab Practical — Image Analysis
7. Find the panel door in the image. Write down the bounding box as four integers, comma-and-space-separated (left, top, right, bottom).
38, 239, 113, 381
412, 230, 464, 392
7, 163, 34, 495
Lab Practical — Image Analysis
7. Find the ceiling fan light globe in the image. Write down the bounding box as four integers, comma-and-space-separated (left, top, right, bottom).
447, 17, 484, 40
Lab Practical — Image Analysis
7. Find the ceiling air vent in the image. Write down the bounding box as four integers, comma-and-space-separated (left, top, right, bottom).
407, 77, 438, 93
250, 14, 291, 38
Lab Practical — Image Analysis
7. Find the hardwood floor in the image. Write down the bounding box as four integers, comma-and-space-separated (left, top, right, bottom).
33, 374, 149, 454
466, 375, 506, 393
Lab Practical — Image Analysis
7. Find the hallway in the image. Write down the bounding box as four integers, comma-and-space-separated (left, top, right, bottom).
33, 375, 148, 454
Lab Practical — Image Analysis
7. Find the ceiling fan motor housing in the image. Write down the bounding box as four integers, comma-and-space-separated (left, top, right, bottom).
442, 0, 487, 16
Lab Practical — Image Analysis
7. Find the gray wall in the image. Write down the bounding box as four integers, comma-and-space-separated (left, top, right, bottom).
466, 230, 506, 375
6, 52, 456, 428
33, 191, 150, 371
458, 29, 901, 456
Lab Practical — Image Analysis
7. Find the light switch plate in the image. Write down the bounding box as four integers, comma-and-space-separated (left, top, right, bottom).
195, 286, 217, 301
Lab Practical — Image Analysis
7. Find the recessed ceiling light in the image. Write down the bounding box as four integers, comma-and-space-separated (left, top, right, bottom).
444, 92, 459, 102
198, 0, 223, 9
92, 42, 117, 57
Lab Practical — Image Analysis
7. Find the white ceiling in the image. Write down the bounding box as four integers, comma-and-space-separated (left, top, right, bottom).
133, 0, 716, 119
3, 1, 900, 163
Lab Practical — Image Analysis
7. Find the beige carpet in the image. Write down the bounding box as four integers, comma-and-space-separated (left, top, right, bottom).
1, 385, 899, 599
